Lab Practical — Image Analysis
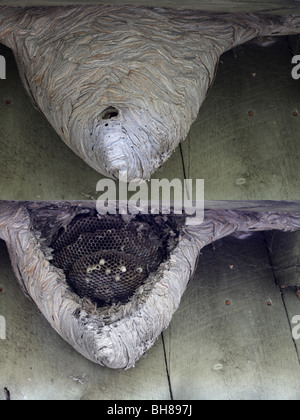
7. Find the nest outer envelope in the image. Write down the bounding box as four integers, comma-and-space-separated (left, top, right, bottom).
0, 201, 201, 369
1, 201, 300, 369
0, 7, 300, 181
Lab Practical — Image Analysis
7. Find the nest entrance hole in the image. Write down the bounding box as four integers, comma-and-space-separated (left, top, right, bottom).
101, 107, 119, 121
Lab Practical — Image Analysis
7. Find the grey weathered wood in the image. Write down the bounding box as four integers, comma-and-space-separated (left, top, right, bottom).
0, 1, 299, 15
0, 239, 171, 400
204, 201, 300, 212
181, 36, 300, 201
164, 233, 300, 400
265, 231, 300, 287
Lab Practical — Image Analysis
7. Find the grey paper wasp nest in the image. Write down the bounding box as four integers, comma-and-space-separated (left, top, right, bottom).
0, 6, 300, 180
1, 201, 300, 369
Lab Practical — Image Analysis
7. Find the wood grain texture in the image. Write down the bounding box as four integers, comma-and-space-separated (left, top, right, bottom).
182, 37, 300, 200
204, 201, 300, 212
265, 230, 300, 287
0, 1, 300, 15
0, 6, 300, 181
164, 233, 300, 400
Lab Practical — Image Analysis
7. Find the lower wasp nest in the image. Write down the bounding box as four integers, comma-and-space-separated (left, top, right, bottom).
51, 213, 183, 306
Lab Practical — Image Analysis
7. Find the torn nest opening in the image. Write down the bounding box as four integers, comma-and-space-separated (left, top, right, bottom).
35, 209, 186, 309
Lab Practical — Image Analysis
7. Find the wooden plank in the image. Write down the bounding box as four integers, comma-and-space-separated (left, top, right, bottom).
0, 1, 299, 15
181, 36, 300, 201
265, 231, 300, 287
164, 233, 300, 400
0, 239, 170, 400
204, 200, 300, 212
0, 43, 185, 201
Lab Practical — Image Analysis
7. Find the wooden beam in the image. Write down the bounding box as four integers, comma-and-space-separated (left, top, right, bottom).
0, 1, 299, 15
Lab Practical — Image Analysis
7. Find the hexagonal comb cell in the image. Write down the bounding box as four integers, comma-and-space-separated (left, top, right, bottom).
51, 213, 183, 305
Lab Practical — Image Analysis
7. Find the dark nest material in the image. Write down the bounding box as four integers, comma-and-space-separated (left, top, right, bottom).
1, 201, 300, 369
49, 211, 184, 306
